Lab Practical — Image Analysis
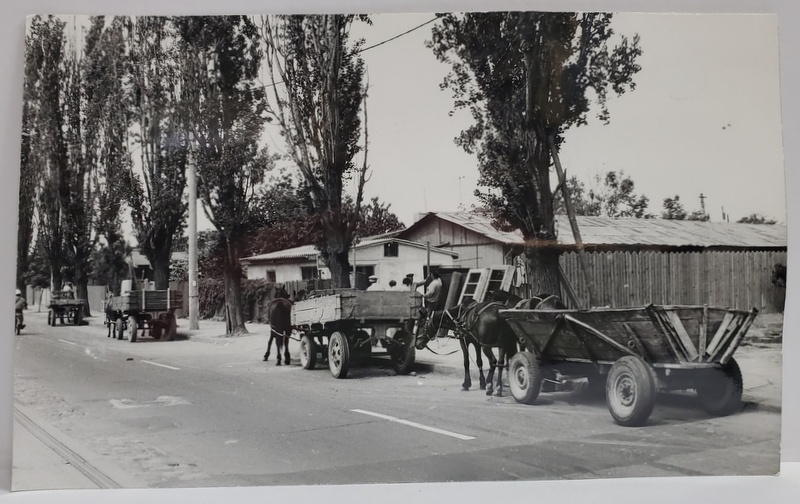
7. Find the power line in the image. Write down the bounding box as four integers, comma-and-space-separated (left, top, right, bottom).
255, 16, 440, 92
358, 16, 439, 53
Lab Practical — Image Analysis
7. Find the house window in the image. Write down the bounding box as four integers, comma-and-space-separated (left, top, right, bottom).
266, 270, 277, 283
384, 242, 399, 257
301, 267, 318, 280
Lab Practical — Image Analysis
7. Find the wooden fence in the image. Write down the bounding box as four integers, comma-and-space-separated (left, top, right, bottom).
559, 250, 786, 313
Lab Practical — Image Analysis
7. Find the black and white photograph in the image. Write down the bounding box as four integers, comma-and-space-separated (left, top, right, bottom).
5, 3, 792, 497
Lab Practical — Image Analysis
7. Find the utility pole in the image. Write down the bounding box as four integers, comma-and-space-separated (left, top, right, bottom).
188, 149, 199, 330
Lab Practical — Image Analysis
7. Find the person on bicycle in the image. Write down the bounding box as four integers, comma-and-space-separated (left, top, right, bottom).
15, 289, 27, 329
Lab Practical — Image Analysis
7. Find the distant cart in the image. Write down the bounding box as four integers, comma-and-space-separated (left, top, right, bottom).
291, 289, 423, 378
47, 292, 87, 326
105, 289, 182, 342
499, 304, 758, 426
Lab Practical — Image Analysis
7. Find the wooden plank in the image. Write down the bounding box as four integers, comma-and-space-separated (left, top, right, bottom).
719, 309, 759, 364
704, 312, 733, 359
698, 305, 708, 357
621, 322, 650, 362
708, 314, 744, 362
664, 311, 699, 361
563, 314, 638, 358
645, 306, 686, 362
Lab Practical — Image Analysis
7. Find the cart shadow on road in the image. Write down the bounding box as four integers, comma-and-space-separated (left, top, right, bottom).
537, 386, 771, 426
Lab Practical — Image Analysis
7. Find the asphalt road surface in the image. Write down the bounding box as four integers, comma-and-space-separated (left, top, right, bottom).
13, 311, 781, 488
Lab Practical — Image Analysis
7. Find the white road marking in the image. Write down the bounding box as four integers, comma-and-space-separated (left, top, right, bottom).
141, 360, 180, 371
109, 396, 192, 409
58, 339, 77, 346
351, 409, 475, 441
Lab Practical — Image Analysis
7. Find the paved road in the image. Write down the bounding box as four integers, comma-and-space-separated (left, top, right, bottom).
12, 311, 781, 488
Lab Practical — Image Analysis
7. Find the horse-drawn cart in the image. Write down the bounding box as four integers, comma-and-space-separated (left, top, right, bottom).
47, 293, 87, 326
105, 289, 182, 342
291, 289, 423, 378
498, 304, 758, 426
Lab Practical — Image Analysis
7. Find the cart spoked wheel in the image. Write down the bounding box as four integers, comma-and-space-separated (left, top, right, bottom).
129, 318, 138, 343
300, 334, 317, 370
390, 330, 415, 375
606, 356, 656, 427
116, 318, 125, 340
508, 351, 543, 405
696, 358, 743, 416
328, 331, 350, 379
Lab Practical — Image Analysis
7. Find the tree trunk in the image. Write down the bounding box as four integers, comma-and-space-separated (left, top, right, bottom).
151, 254, 171, 290
524, 245, 561, 297
222, 236, 248, 335
326, 250, 351, 288
75, 281, 91, 318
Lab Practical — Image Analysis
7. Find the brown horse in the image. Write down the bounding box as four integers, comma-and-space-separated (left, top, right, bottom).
263, 289, 305, 365
416, 291, 522, 395
418, 292, 565, 396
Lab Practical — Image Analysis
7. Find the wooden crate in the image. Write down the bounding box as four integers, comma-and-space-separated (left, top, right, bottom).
110, 290, 182, 312
292, 290, 422, 326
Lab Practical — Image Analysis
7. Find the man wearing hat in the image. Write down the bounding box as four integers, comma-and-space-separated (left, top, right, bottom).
15, 289, 27, 330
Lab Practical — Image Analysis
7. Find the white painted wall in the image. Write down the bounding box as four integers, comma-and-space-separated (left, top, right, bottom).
350, 243, 455, 290
245, 242, 455, 290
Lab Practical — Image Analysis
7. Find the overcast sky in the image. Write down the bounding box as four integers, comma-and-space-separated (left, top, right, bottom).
46, 11, 787, 235
340, 12, 785, 228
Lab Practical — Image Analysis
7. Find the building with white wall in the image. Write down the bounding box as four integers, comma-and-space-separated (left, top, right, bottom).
241, 235, 459, 290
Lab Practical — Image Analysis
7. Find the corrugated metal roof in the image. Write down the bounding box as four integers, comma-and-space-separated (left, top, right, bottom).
412, 212, 787, 248
241, 235, 459, 263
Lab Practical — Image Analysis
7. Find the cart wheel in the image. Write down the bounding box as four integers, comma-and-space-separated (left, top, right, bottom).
390, 330, 415, 375
328, 331, 350, 379
508, 351, 543, 405
300, 334, 317, 370
74, 308, 83, 326
606, 356, 656, 427
116, 318, 125, 340
696, 358, 743, 416
48, 310, 54, 326
129, 318, 138, 343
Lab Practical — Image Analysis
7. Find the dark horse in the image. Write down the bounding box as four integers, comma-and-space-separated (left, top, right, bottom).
263, 288, 305, 365
417, 291, 565, 396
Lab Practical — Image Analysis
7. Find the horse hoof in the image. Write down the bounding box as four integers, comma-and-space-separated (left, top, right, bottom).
485, 389, 493, 396
461, 386, 470, 392
479, 385, 486, 391
276, 361, 281, 366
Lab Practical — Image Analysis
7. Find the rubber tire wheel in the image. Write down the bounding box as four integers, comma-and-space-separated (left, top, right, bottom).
508, 351, 544, 405
116, 318, 125, 340
129, 318, 138, 343
328, 331, 350, 379
696, 358, 744, 416
299, 334, 317, 370
606, 356, 656, 427
390, 330, 415, 375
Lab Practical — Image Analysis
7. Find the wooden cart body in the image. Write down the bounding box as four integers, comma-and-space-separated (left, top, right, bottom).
46, 293, 87, 326
497, 304, 758, 426
105, 289, 182, 342
291, 289, 423, 378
